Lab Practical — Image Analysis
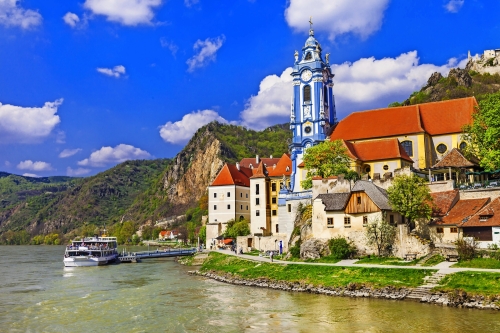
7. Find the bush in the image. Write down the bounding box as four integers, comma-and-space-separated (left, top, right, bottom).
290, 239, 301, 258
328, 236, 356, 259
456, 238, 478, 261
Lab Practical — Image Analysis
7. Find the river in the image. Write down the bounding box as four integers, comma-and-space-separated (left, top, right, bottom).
0, 246, 498, 332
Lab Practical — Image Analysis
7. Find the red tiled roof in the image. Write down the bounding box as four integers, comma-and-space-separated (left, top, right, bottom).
331, 105, 424, 141
462, 198, 500, 227
250, 162, 268, 179
432, 198, 489, 226
267, 153, 292, 177
211, 164, 253, 187
159, 231, 168, 237
344, 138, 413, 163
331, 97, 476, 141
239, 157, 281, 169
419, 97, 476, 135
432, 148, 479, 169
430, 190, 459, 217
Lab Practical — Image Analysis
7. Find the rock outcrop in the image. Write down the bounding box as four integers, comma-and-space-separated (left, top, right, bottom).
300, 238, 330, 259
448, 68, 472, 87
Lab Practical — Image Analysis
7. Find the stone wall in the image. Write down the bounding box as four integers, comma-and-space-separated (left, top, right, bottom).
392, 224, 432, 258
459, 187, 500, 200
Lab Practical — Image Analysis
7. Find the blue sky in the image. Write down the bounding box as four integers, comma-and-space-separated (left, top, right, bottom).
0, 0, 498, 177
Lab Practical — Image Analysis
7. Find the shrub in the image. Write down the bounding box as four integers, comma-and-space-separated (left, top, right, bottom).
328, 236, 356, 259
456, 238, 478, 261
290, 239, 301, 258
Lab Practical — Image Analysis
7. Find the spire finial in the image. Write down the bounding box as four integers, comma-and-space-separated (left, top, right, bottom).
309, 16, 314, 36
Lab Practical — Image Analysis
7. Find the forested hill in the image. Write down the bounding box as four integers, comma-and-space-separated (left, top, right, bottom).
389, 68, 500, 107
0, 122, 292, 243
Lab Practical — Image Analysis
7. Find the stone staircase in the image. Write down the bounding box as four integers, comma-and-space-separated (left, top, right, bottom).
406, 272, 447, 301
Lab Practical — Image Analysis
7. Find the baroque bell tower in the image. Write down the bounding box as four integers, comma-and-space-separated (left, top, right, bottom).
289, 19, 337, 192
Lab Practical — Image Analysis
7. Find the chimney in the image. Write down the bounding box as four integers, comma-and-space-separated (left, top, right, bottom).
236, 162, 240, 171
256, 155, 260, 164
270, 155, 273, 159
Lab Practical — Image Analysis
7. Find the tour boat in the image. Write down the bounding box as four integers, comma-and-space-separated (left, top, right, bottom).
63, 236, 119, 267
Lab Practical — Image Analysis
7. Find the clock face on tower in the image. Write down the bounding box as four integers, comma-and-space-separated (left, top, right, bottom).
301, 69, 312, 82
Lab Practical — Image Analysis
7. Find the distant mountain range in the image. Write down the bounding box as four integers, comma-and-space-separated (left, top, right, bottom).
0, 122, 292, 242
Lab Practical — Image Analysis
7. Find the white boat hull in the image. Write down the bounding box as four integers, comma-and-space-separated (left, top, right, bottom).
63, 255, 117, 267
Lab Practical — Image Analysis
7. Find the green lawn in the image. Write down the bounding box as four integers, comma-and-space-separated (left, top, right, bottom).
452, 258, 500, 269
201, 252, 434, 288
355, 256, 418, 266
436, 271, 500, 296
421, 254, 445, 267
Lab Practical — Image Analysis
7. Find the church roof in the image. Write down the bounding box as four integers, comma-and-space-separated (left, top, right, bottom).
344, 138, 413, 163
331, 97, 476, 141
351, 180, 392, 210
210, 164, 253, 187
432, 148, 479, 169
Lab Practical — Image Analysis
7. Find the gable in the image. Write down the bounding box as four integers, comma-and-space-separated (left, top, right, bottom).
345, 192, 381, 214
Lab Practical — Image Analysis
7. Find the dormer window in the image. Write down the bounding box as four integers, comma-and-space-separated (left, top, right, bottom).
305, 52, 312, 60
480, 216, 490, 222
286, 166, 290, 172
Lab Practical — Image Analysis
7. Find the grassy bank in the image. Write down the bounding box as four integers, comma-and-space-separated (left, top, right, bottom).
452, 258, 500, 269
200, 252, 434, 288
435, 271, 500, 296
355, 256, 418, 266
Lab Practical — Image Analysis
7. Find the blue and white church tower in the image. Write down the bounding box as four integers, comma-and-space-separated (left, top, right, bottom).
289, 25, 337, 192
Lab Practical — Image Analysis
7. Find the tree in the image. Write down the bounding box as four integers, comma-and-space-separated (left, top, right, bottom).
199, 225, 206, 244
387, 174, 432, 230
224, 219, 250, 238
462, 92, 500, 171
300, 139, 351, 189
365, 217, 396, 256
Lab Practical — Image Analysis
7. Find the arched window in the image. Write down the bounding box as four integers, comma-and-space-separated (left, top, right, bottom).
323, 86, 328, 106
401, 140, 413, 157
459, 141, 467, 150
305, 52, 312, 60
303, 85, 311, 102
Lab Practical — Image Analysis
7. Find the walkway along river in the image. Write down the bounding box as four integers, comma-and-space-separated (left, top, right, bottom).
1, 245, 499, 332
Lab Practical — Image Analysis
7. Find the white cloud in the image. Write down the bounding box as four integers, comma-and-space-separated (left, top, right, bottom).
66, 167, 91, 177
97, 65, 126, 78
63, 12, 79, 27
59, 148, 82, 158
239, 51, 469, 129
17, 160, 53, 171
285, 0, 390, 40
4, 161, 10, 167
78, 144, 151, 167
184, 0, 199, 7
186, 35, 225, 72
159, 110, 227, 144
239, 68, 293, 130
0, 0, 42, 29
0, 99, 62, 144
22, 173, 39, 178
160, 38, 179, 57
83, 0, 162, 26
445, 0, 464, 13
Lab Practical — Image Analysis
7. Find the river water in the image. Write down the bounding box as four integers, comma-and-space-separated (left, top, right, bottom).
1, 246, 498, 333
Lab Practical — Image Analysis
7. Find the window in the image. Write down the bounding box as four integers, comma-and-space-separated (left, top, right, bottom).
288, 204, 291, 212
256, 198, 260, 205
383, 165, 389, 171
272, 197, 277, 204
459, 142, 467, 150
357, 197, 361, 205
305, 52, 312, 60
240, 205, 243, 210
272, 210, 277, 216
450, 227, 458, 233
401, 140, 413, 157
436, 227, 444, 234
240, 216, 244, 221
256, 210, 260, 217
390, 215, 394, 224
255, 184, 260, 195
323, 86, 328, 106
364, 165, 371, 173
227, 204, 231, 210
304, 85, 311, 102
276, 224, 279, 233
344, 217, 351, 226
436, 143, 447, 154
214, 205, 217, 210
480, 216, 489, 222
272, 183, 276, 192
363, 216, 368, 226
246, 205, 248, 210
240, 193, 242, 198
227, 192, 231, 198
304, 126, 312, 134
246, 193, 248, 198
213, 193, 217, 198
327, 218, 334, 226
